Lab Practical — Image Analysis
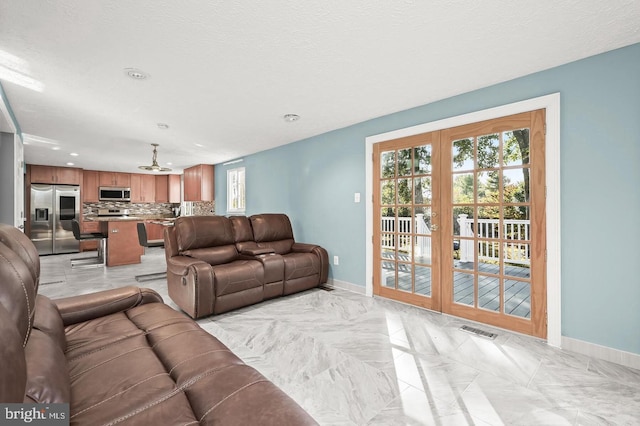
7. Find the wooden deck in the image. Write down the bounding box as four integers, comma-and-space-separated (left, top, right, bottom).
381, 252, 531, 318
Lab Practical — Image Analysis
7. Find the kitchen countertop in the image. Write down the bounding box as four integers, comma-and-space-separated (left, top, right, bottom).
85, 215, 177, 222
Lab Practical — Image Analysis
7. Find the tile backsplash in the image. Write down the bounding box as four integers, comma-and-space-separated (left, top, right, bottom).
84, 201, 215, 217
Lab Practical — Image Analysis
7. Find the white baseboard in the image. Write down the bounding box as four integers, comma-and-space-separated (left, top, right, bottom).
326, 278, 366, 295
562, 336, 640, 370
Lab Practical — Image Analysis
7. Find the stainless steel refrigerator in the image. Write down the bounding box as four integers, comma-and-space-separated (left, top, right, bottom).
30, 184, 80, 255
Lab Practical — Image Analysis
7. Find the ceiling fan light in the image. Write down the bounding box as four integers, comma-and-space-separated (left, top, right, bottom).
139, 143, 171, 172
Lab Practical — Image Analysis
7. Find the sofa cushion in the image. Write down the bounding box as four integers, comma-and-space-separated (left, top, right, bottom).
183, 245, 238, 266
230, 215, 254, 243
283, 252, 320, 281
250, 214, 294, 243
64, 302, 313, 425
24, 329, 70, 403
175, 216, 235, 252
213, 260, 264, 296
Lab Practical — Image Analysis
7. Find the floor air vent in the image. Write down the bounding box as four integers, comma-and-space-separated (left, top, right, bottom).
318, 285, 334, 291
459, 325, 497, 339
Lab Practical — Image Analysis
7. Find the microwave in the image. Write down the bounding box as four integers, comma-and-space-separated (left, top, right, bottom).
99, 187, 131, 202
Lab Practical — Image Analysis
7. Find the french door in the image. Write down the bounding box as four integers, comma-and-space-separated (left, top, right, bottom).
373, 110, 547, 338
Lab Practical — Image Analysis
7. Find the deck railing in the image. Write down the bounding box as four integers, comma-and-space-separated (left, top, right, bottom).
457, 214, 530, 265
381, 214, 530, 266
381, 214, 431, 256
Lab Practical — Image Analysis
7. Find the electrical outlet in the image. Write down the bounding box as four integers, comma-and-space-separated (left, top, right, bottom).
354, 192, 361, 203
333, 255, 339, 265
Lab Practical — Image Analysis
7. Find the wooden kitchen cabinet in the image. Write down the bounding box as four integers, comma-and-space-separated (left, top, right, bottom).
130, 174, 156, 202
29, 165, 82, 185
99, 171, 130, 187
102, 221, 143, 267
82, 170, 99, 202
144, 220, 165, 241
168, 174, 181, 203
183, 164, 214, 201
155, 175, 168, 203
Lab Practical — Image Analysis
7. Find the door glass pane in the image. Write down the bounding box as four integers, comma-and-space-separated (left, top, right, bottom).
397, 207, 412, 262
381, 180, 395, 205
503, 129, 529, 166
413, 207, 431, 234
398, 263, 412, 292
503, 242, 531, 279
381, 233, 395, 257
453, 173, 474, 204
414, 177, 432, 205
477, 241, 499, 274
477, 171, 499, 204
478, 274, 500, 313
415, 265, 432, 296
398, 148, 412, 177
453, 138, 474, 171
477, 134, 500, 169
415, 236, 431, 265
504, 205, 529, 223
381, 207, 395, 232
477, 207, 500, 239
453, 272, 474, 306
504, 279, 531, 318
454, 209, 474, 238
414, 145, 432, 174
381, 151, 396, 178
397, 178, 412, 205
503, 168, 528, 203
382, 258, 396, 288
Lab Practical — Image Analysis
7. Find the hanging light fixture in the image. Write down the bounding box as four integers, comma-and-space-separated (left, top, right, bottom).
138, 143, 171, 172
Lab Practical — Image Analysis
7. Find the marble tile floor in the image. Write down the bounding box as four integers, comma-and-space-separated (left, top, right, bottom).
38, 248, 640, 425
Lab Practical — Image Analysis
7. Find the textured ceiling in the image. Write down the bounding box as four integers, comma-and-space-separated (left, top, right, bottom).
1, 0, 639, 173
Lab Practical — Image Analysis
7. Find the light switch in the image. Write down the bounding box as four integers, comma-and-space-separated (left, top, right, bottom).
354, 192, 361, 203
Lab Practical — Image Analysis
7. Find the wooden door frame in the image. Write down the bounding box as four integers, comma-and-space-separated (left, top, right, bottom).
365, 93, 561, 347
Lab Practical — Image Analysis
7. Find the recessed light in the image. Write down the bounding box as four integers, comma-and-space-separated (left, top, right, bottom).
166, 162, 172, 165
194, 143, 204, 148
70, 152, 79, 156
157, 123, 169, 130
52, 147, 61, 151
66, 162, 74, 166
283, 114, 300, 122
124, 68, 150, 80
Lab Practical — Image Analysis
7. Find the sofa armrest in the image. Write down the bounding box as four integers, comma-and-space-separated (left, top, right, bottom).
54, 286, 163, 326
166, 255, 216, 319
291, 242, 319, 253
166, 255, 210, 276
292, 243, 329, 284
241, 247, 275, 256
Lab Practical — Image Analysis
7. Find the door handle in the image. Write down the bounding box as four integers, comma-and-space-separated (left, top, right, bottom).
431, 224, 439, 231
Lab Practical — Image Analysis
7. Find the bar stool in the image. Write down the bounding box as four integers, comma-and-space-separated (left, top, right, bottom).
70, 219, 107, 268
135, 222, 166, 282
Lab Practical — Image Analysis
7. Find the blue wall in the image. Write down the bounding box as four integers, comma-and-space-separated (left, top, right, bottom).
216, 43, 640, 355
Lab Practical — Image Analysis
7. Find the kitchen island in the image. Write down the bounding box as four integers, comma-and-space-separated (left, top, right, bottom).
85, 215, 175, 267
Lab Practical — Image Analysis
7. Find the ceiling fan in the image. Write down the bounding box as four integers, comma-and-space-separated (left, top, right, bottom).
138, 143, 171, 172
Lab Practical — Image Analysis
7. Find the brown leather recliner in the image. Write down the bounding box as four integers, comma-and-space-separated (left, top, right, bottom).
165, 214, 329, 319
164, 215, 265, 318
0, 223, 317, 425
249, 214, 329, 295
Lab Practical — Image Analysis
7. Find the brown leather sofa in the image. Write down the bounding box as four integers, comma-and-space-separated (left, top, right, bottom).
165, 213, 329, 319
0, 223, 317, 425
